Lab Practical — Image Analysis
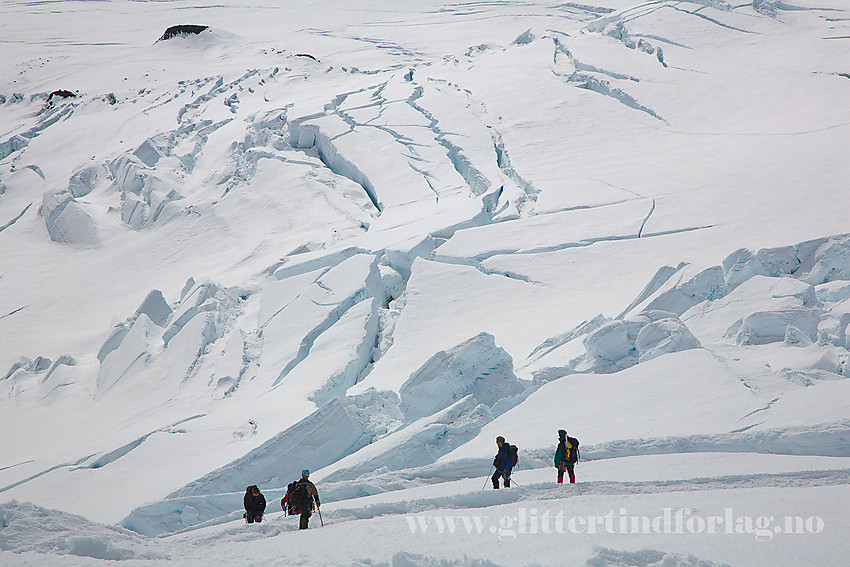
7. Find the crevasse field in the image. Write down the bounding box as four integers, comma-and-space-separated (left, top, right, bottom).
1, 0, 849, 565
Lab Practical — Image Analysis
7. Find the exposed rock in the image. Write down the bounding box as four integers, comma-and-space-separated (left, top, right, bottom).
157, 25, 209, 42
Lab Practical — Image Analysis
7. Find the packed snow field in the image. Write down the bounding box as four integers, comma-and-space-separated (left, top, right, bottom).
1, 0, 849, 565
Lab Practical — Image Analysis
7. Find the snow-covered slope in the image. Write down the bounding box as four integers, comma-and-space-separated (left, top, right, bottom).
1, 0, 849, 565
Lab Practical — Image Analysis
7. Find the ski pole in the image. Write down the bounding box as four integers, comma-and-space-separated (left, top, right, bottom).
482, 466, 494, 490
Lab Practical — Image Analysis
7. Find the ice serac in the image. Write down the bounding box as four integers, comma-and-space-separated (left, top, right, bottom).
511, 29, 536, 46
531, 235, 850, 383
0, 355, 79, 403
40, 189, 99, 245
583, 311, 701, 371
582, 319, 639, 369
634, 312, 702, 363
399, 332, 526, 423
616, 265, 678, 319
816, 280, 850, 304
164, 388, 402, 499
321, 334, 534, 481
97, 314, 161, 392
529, 308, 703, 380
728, 308, 822, 346
721, 234, 850, 290
133, 289, 172, 327
683, 275, 822, 346
526, 315, 610, 364
68, 165, 102, 198
106, 152, 184, 230
819, 298, 850, 350
321, 396, 496, 482
93, 282, 241, 394
108, 155, 146, 195
626, 264, 727, 317
723, 244, 800, 289
159, 312, 218, 383
797, 234, 850, 285
133, 138, 165, 168
163, 281, 239, 346
98, 290, 171, 363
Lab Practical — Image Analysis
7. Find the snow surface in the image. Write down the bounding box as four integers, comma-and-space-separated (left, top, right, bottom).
1, 0, 849, 565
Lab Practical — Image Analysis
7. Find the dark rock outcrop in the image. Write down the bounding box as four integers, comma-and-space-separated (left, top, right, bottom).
158, 25, 209, 41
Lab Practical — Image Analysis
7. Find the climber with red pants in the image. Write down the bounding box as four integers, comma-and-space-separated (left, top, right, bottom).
555, 429, 579, 483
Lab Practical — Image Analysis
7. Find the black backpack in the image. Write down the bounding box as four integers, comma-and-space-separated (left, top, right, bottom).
286, 480, 312, 514
567, 436, 580, 464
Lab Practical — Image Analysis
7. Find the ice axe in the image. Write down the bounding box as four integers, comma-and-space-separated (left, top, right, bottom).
317, 507, 324, 527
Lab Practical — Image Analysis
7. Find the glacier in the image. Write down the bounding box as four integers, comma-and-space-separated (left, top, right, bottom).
1, 0, 849, 565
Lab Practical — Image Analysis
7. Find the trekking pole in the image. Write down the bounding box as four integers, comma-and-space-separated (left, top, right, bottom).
482, 466, 494, 490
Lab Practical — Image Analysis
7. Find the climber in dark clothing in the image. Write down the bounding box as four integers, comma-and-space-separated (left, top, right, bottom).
492, 436, 517, 489
554, 429, 580, 484
282, 469, 321, 529
243, 485, 266, 523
